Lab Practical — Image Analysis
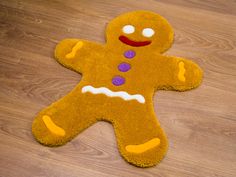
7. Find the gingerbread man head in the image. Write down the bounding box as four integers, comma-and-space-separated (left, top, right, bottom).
106, 11, 174, 53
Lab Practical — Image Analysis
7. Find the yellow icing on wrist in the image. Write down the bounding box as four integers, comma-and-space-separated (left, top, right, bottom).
125, 138, 160, 153
178, 61, 186, 82
66, 41, 83, 59
42, 115, 65, 136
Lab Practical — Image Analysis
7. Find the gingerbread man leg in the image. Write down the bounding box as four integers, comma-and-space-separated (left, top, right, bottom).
111, 101, 167, 167
32, 88, 100, 146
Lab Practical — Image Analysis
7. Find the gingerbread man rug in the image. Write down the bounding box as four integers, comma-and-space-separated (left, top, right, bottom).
32, 10, 203, 167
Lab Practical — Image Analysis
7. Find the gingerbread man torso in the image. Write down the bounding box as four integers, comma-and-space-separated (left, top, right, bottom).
80, 46, 164, 103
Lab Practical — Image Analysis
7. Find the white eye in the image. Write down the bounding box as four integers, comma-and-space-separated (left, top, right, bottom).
122, 25, 135, 34
142, 28, 155, 37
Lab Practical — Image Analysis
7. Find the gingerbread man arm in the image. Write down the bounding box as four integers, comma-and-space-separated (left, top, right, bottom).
154, 56, 203, 91
54, 39, 103, 73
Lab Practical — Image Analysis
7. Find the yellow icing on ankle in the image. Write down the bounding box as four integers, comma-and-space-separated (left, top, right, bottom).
42, 115, 65, 136
66, 41, 83, 59
178, 61, 186, 82
125, 138, 160, 153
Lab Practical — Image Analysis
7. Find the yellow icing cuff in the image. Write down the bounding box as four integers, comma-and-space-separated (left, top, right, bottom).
178, 61, 186, 82
125, 138, 160, 153
42, 115, 65, 136
66, 41, 83, 59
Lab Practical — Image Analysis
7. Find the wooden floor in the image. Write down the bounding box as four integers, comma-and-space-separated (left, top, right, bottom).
0, 0, 236, 176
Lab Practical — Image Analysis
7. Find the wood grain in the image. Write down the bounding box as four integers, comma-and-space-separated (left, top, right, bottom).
0, 0, 236, 176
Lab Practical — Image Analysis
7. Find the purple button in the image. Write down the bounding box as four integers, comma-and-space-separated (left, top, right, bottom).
112, 76, 125, 86
124, 50, 135, 59
118, 62, 131, 72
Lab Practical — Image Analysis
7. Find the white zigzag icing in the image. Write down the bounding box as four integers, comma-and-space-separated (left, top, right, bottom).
81, 85, 145, 104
